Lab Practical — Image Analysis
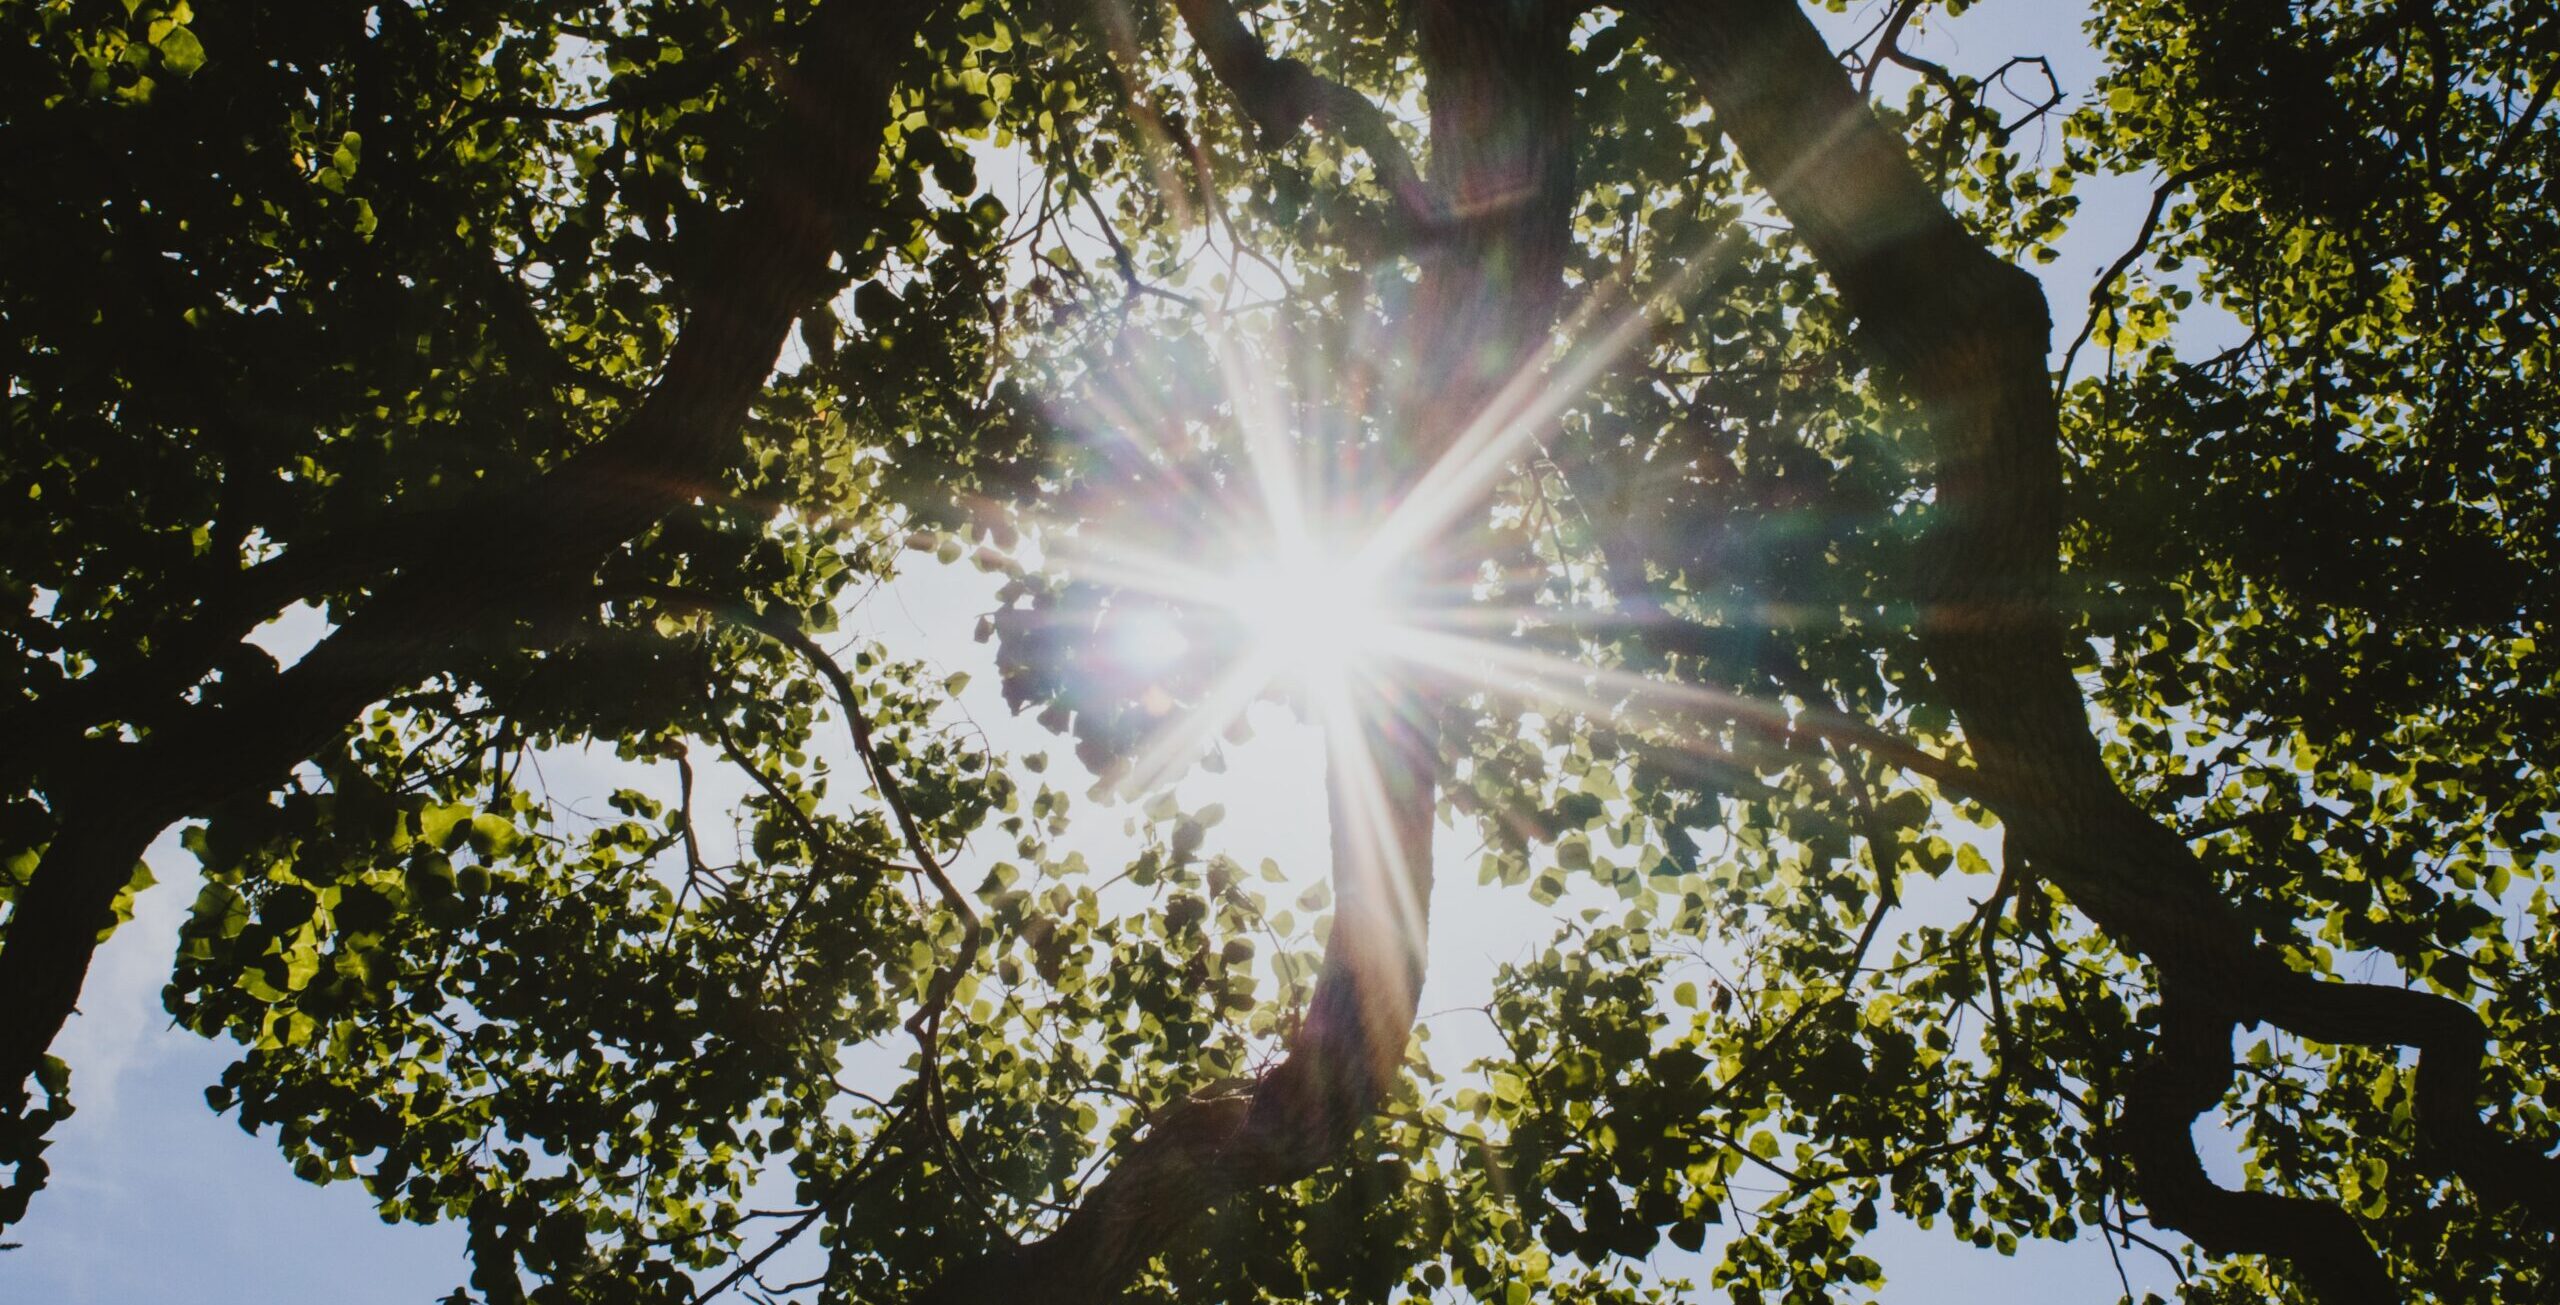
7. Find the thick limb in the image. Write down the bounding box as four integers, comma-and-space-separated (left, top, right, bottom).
916, 692, 1437, 1305
1622, 0, 2556, 1292
0, 0, 926, 1200
2117, 986, 2394, 1305
912, 2, 1579, 1296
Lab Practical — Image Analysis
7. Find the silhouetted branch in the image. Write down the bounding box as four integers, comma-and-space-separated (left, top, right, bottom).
1169, 0, 1437, 229
1625, 1, 2560, 1296
2058, 159, 2253, 386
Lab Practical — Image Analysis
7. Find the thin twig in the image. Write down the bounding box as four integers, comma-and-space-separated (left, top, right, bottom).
2057, 159, 2251, 388
1858, 0, 1926, 99
625, 586, 996, 1214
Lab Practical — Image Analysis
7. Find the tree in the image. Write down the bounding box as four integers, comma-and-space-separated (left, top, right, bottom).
2, 0, 2554, 1301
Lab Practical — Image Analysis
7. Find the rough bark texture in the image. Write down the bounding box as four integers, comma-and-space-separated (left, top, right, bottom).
914, 3, 1577, 1298
1623, 0, 2559, 1298
0, 0, 928, 1171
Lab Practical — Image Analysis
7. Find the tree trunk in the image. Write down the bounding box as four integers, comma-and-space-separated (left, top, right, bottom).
917, 699, 1437, 1305
913, 2, 1579, 1296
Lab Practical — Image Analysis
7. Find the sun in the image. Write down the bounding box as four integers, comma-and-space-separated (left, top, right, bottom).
1225, 547, 1392, 686
1043, 289, 1673, 782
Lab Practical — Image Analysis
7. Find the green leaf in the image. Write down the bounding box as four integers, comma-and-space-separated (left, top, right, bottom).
156, 25, 206, 76
34, 1055, 71, 1099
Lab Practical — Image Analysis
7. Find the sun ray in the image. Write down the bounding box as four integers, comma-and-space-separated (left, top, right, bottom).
1316, 669, 1434, 957
1025, 212, 1826, 840
1118, 654, 1279, 794
1355, 221, 1754, 573
1047, 531, 1254, 613
1382, 623, 1970, 794
1218, 328, 1314, 559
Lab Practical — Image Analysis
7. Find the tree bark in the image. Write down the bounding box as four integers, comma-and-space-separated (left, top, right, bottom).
1622, 1, 2558, 1297
0, 0, 929, 1193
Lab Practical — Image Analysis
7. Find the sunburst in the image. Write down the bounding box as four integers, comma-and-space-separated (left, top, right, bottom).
1003, 213, 1792, 955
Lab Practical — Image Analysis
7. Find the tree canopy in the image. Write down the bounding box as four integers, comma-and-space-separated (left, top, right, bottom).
3, 1, 2555, 1302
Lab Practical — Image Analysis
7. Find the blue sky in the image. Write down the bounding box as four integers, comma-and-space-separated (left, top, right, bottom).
3, 2, 2201, 1300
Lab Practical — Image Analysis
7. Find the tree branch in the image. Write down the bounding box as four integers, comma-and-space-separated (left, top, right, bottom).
1623, 0, 2559, 1294
2057, 159, 2252, 388
2116, 987, 2393, 1304
916, 5, 1579, 1298
629, 583, 1000, 1225
1856, 0, 1924, 98
0, 0, 932, 1206
917, 700, 1438, 1305
1168, 0, 1436, 229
